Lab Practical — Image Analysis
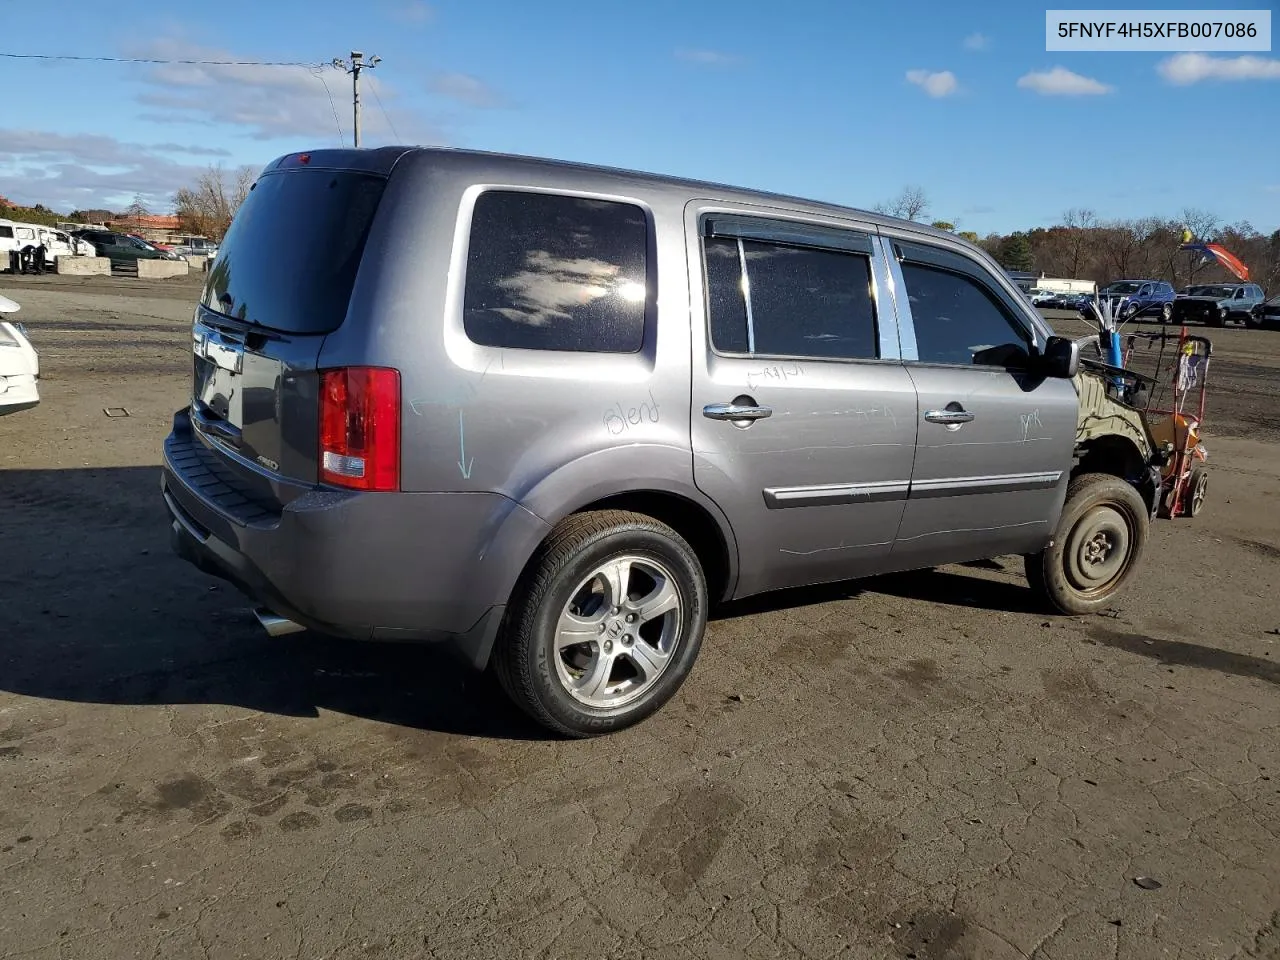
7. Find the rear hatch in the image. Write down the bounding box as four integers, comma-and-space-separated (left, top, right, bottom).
189, 152, 394, 500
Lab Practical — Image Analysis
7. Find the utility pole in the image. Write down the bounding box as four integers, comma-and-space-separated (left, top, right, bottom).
331, 51, 381, 148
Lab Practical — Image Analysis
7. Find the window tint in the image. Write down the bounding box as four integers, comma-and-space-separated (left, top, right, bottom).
201, 169, 386, 334
901, 262, 1030, 367
703, 236, 879, 360
0, 227, 12, 239
463, 191, 647, 353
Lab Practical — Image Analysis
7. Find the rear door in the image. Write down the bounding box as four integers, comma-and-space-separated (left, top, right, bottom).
883, 234, 1077, 569
189, 157, 390, 493
686, 203, 919, 598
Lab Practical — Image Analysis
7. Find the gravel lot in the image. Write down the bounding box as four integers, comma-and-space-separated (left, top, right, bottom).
1, 273, 1278, 960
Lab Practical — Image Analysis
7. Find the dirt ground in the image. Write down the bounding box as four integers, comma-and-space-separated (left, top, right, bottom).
1, 273, 1278, 960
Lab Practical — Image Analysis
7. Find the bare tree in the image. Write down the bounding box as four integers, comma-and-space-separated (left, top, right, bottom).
124, 193, 150, 223
1060, 208, 1099, 278
173, 163, 259, 240
875, 186, 930, 222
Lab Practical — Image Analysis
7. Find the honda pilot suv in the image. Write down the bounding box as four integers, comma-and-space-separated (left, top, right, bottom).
163, 147, 1161, 737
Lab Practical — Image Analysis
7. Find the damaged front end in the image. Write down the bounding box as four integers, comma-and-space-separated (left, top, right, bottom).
1072, 364, 1167, 521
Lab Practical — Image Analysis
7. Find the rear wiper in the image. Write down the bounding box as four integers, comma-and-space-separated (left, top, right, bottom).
199, 304, 284, 340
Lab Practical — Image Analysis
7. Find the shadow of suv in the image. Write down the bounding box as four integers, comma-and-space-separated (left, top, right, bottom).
162, 147, 1161, 737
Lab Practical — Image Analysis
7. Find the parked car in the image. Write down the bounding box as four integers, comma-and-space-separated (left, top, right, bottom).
1257, 293, 1280, 328
1099, 280, 1177, 322
72, 230, 178, 265
0, 292, 39, 415
169, 235, 219, 261
1171, 282, 1266, 328
127, 235, 184, 261
162, 147, 1163, 737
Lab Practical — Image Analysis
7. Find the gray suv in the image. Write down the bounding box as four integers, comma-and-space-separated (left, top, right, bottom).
163, 147, 1160, 737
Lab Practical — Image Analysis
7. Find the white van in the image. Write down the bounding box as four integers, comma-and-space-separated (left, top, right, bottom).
0, 220, 94, 263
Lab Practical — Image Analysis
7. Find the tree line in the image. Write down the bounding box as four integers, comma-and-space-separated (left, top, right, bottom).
875, 186, 1280, 292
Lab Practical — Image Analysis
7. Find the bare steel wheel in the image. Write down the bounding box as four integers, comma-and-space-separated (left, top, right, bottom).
1063, 504, 1131, 596
1025, 473, 1149, 616
493, 510, 707, 737
553, 555, 682, 709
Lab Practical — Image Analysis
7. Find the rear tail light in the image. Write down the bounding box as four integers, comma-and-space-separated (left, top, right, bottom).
319, 367, 400, 491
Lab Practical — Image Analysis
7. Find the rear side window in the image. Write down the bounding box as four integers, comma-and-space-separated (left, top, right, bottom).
0, 227, 12, 239
463, 191, 648, 353
902, 262, 1030, 367
703, 236, 879, 360
202, 170, 386, 334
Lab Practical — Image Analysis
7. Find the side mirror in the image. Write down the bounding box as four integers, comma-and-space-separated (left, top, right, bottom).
1039, 335, 1079, 378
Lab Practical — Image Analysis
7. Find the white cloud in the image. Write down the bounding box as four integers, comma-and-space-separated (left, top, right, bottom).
674, 48, 741, 66
906, 69, 959, 97
963, 33, 990, 51
429, 72, 506, 108
391, 0, 433, 23
129, 39, 444, 145
0, 129, 222, 211
1017, 66, 1112, 96
1157, 53, 1280, 84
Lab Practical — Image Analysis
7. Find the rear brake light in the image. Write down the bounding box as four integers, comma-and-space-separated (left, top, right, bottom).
319, 367, 400, 491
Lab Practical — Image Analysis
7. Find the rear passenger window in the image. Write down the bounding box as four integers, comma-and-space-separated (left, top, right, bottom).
0, 227, 12, 239
703, 236, 879, 360
463, 191, 648, 353
901, 262, 1030, 367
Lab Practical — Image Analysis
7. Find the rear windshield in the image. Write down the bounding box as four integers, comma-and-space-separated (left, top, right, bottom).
201, 169, 386, 334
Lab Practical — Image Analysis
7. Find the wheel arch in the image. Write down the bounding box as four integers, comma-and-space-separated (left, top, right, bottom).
514, 445, 740, 605
1073, 433, 1157, 514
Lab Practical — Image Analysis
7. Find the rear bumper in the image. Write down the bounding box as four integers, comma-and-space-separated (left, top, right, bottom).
162, 408, 551, 668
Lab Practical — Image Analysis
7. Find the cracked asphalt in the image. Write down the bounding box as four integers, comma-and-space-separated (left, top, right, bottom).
1, 275, 1278, 960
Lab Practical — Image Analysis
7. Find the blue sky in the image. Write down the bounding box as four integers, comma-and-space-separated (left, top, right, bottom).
1, 0, 1277, 235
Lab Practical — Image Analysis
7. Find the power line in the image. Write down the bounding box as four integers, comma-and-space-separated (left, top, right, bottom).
0, 52, 322, 67
369, 76, 400, 143
311, 67, 347, 148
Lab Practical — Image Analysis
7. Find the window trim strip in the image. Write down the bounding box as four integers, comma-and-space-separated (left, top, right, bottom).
736, 237, 756, 354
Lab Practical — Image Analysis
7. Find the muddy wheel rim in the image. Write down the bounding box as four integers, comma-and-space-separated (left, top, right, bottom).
1064, 504, 1134, 596
552, 555, 683, 709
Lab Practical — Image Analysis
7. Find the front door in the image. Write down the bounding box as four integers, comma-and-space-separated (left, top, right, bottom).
686, 203, 919, 599
883, 235, 1078, 570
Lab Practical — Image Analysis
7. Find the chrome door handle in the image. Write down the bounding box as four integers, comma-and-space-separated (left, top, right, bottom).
704, 402, 773, 422
924, 408, 975, 425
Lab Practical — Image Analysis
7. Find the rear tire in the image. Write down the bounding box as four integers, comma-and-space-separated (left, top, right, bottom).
493, 510, 708, 738
1025, 473, 1149, 616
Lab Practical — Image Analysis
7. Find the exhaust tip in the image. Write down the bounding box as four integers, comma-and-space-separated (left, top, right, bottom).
253, 606, 307, 638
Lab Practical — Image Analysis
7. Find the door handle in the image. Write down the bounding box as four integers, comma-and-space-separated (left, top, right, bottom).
704, 401, 773, 422
924, 408, 975, 425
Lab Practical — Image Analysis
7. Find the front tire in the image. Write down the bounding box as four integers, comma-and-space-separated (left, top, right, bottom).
1160, 302, 1173, 324
1025, 473, 1149, 616
493, 510, 708, 738
1207, 308, 1226, 328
